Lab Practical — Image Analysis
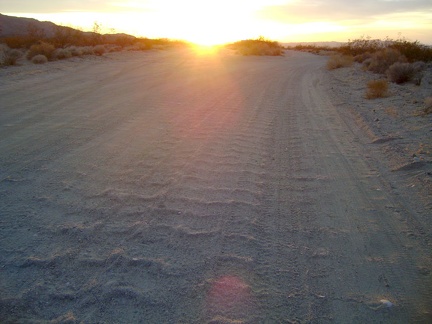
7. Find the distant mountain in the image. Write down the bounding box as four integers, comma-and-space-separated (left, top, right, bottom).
0, 13, 61, 38
0, 13, 135, 42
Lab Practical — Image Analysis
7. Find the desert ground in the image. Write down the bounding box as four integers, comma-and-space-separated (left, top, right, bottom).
0, 48, 431, 323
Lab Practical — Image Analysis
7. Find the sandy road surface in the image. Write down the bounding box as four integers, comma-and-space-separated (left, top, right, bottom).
0, 49, 431, 323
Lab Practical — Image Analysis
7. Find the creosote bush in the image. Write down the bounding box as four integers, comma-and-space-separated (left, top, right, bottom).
31, 54, 48, 64
53, 48, 72, 60
354, 52, 372, 63
68, 46, 83, 56
326, 54, 354, 70
27, 42, 56, 61
93, 45, 106, 56
365, 48, 406, 74
338, 36, 432, 63
339, 36, 383, 56
81, 46, 95, 55
365, 79, 389, 99
1, 48, 23, 66
228, 37, 283, 56
386, 62, 415, 84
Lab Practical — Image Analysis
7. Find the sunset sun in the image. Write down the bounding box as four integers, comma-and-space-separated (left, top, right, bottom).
131, 0, 261, 46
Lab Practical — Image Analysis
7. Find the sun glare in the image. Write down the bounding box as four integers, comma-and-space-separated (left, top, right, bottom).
135, 0, 261, 46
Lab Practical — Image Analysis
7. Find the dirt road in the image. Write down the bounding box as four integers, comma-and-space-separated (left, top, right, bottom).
0, 49, 431, 323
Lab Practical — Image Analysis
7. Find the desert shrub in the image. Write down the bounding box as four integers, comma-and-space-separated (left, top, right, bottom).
106, 45, 122, 53
339, 37, 384, 56
67, 46, 83, 56
424, 97, 432, 115
365, 79, 389, 99
390, 38, 432, 62
338, 36, 432, 62
289, 44, 331, 53
386, 62, 415, 84
326, 54, 354, 70
93, 45, 106, 56
1, 48, 23, 66
32, 54, 48, 64
27, 42, 56, 60
81, 46, 94, 55
228, 37, 283, 56
412, 61, 426, 72
410, 61, 427, 85
240, 42, 282, 56
366, 48, 406, 74
354, 52, 372, 63
136, 38, 153, 50
53, 48, 72, 60
3, 36, 36, 49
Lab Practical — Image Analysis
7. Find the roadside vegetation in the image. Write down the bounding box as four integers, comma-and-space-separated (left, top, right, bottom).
0, 22, 187, 66
227, 37, 283, 56
329, 37, 432, 83
326, 54, 354, 70
365, 79, 389, 99
316, 36, 432, 103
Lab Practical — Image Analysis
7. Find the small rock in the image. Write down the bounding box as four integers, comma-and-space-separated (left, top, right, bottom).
380, 299, 394, 308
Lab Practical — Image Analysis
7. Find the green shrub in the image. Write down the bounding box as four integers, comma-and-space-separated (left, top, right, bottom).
32, 54, 48, 64
386, 62, 415, 84
365, 79, 389, 99
27, 42, 56, 61
326, 54, 354, 70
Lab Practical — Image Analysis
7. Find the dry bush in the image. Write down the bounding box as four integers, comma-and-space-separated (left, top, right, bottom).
290, 44, 331, 53
81, 46, 95, 55
1, 48, 23, 66
27, 42, 56, 61
326, 54, 354, 70
93, 45, 106, 56
354, 52, 372, 63
53, 48, 72, 60
365, 79, 389, 99
339, 36, 384, 56
390, 38, 432, 62
412, 61, 426, 72
229, 37, 283, 56
366, 48, 406, 74
106, 45, 122, 53
386, 62, 415, 84
32, 54, 48, 64
67, 46, 83, 56
424, 97, 432, 115
338, 36, 432, 63
239, 42, 282, 56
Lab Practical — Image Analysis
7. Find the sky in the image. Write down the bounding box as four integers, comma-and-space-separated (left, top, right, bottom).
2, 0, 432, 45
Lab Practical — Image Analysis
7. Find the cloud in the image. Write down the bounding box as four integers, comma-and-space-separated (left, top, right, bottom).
1, 0, 117, 13
256, 0, 432, 23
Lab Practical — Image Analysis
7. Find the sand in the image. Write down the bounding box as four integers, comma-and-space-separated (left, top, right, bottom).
0, 48, 431, 323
